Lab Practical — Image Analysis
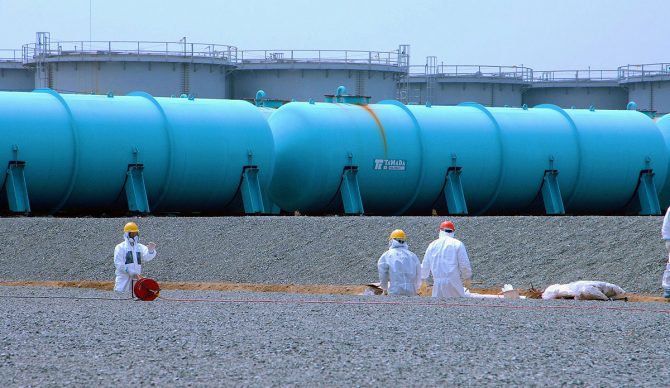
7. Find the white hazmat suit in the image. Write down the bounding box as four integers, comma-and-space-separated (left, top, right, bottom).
662, 206, 670, 256
114, 233, 157, 293
377, 240, 422, 296
421, 233, 472, 298
662, 206, 670, 295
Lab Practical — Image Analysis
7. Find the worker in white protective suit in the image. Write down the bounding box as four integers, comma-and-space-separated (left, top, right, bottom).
114, 222, 157, 294
421, 220, 472, 298
377, 229, 422, 296
661, 207, 670, 299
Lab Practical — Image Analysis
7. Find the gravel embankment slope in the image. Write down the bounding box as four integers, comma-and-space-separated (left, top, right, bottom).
0, 216, 665, 293
1, 286, 668, 386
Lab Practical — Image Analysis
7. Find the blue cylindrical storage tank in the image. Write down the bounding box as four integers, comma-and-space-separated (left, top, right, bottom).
554, 106, 666, 212
268, 100, 667, 215
655, 114, 670, 208
268, 101, 423, 214
0, 89, 274, 214
402, 103, 582, 214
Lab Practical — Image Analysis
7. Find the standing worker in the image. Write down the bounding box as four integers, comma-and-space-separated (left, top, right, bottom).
378, 229, 422, 296
421, 220, 472, 298
661, 207, 670, 299
114, 222, 157, 294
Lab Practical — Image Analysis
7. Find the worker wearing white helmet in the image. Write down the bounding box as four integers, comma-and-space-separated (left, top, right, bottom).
377, 229, 422, 296
113, 222, 157, 294
421, 220, 472, 298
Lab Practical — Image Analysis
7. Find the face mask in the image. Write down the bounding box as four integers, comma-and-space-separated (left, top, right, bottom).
128, 233, 139, 246
439, 231, 455, 239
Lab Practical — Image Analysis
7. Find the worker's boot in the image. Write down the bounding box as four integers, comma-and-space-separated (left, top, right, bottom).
664, 289, 670, 300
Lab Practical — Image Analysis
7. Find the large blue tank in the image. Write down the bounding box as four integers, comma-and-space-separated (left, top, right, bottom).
268, 99, 667, 215
0, 89, 274, 214
655, 114, 670, 208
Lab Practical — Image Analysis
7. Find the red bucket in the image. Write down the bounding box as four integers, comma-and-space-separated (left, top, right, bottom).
133, 277, 161, 301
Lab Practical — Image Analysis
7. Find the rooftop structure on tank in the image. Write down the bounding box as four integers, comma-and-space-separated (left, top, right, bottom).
407, 58, 532, 107
0, 49, 33, 92
0, 32, 669, 114
231, 45, 409, 103
22, 32, 238, 98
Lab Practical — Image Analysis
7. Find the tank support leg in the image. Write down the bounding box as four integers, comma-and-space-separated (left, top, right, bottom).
241, 166, 265, 214
125, 164, 150, 213
541, 170, 565, 215
261, 191, 281, 215
443, 167, 468, 215
635, 169, 661, 215
4, 161, 31, 213
340, 166, 364, 214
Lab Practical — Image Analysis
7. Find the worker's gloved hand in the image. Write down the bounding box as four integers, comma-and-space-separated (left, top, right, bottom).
147, 242, 156, 252
463, 279, 472, 289
382, 289, 388, 296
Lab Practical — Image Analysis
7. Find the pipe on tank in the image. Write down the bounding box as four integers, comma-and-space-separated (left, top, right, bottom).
255, 90, 266, 107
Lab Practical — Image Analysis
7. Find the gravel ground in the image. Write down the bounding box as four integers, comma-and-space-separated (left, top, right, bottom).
1, 286, 669, 386
0, 216, 666, 294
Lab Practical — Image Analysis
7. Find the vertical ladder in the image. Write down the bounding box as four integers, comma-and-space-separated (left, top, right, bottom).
181, 63, 190, 95
355, 72, 365, 96
540, 170, 565, 215
396, 44, 410, 104
4, 161, 31, 213
442, 167, 468, 215
426, 56, 437, 105
635, 169, 661, 215
124, 164, 150, 213
240, 166, 265, 214
340, 166, 364, 214
34, 32, 51, 89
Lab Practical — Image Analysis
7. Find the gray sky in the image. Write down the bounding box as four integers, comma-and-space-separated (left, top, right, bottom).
0, 0, 668, 70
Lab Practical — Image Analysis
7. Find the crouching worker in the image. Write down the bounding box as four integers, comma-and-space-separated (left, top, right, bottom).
377, 229, 422, 296
421, 221, 472, 298
114, 222, 157, 294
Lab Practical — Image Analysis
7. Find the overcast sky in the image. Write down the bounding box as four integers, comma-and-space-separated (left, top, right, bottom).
0, 0, 667, 70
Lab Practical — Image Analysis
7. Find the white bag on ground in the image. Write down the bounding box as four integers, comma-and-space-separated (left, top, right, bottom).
541, 280, 625, 301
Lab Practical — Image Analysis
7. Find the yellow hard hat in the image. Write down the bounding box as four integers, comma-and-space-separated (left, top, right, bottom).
124, 222, 139, 233
388, 229, 406, 241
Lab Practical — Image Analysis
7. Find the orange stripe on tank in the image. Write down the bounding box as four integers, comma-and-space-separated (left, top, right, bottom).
360, 104, 388, 157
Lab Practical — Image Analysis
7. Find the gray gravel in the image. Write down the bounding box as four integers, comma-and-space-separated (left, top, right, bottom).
1, 286, 669, 386
0, 216, 666, 293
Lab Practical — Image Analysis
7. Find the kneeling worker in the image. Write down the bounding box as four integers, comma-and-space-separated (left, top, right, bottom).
377, 229, 422, 296
114, 222, 157, 293
421, 220, 472, 298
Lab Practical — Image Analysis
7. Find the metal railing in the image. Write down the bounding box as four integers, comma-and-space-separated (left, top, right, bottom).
0, 49, 22, 62
531, 69, 619, 82
237, 49, 400, 66
618, 63, 670, 81
22, 40, 239, 63
409, 64, 533, 80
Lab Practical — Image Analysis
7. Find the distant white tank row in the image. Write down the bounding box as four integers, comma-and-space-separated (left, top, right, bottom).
3, 37, 670, 113
0, 88, 667, 216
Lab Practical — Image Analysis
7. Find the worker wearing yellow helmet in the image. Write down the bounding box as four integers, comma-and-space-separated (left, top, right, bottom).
377, 229, 421, 296
113, 222, 158, 294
